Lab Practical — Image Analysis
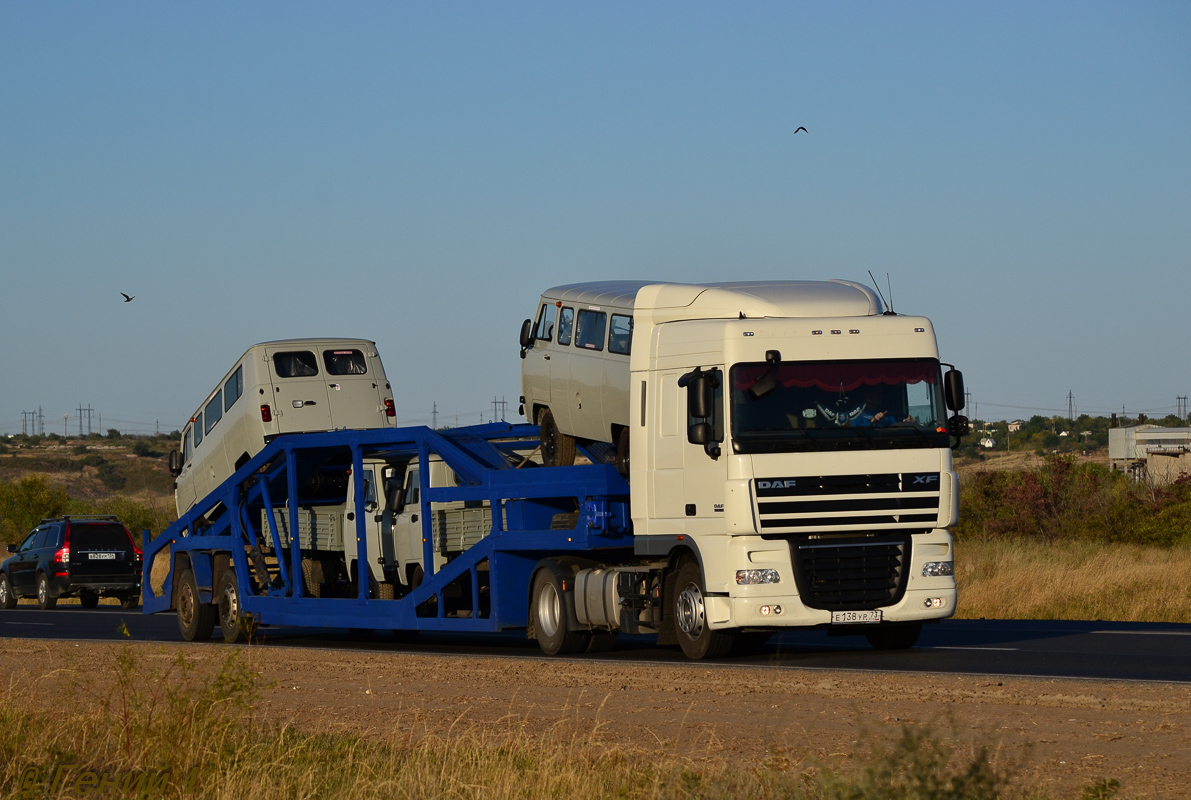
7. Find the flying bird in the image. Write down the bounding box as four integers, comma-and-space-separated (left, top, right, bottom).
793, 126, 808, 135
120, 293, 135, 303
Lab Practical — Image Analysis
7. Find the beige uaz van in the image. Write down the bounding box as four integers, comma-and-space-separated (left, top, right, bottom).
169, 339, 396, 515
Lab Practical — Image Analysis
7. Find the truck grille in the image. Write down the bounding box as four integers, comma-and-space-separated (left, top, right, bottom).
787, 534, 911, 611
754, 472, 940, 533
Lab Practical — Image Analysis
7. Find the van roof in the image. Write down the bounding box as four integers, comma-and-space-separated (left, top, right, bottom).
540, 280, 885, 318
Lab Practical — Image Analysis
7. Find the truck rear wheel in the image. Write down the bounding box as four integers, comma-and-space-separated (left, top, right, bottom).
218, 568, 254, 644
615, 428, 630, 477
673, 562, 736, 659
531, 569, 589, 655
176, 569, 215, 641
864, 623, 922, 650
539, 408, 576, 467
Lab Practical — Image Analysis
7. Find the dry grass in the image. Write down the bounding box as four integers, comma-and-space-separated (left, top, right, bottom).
0, 646, 1049, 800
955, 537, 1191, 622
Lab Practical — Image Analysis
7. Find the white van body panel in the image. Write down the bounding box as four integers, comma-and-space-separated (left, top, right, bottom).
176, 338, 395, 516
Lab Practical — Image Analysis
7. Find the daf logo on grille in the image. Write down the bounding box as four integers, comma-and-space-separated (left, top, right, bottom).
757, 480, 797, 489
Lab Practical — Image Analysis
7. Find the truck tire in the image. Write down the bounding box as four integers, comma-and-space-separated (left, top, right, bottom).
0, 573, 17, 609
176, 569, 216, 641
539, 408, 576, 467
531, 569, 589, 655
217, 568, 254, 644
78, 590, 99, 609
301, 558, 322, 598
672, 562, 736, 660
864, 623, 922, 650
36, 573, 57, 610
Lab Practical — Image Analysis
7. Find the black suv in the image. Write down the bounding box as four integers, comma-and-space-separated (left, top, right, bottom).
0, 516, 142, 610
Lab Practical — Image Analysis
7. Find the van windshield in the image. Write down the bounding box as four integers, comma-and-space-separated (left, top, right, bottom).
323, 349, 368, 375
730, 358, 950, 453
274, 351, 319, 378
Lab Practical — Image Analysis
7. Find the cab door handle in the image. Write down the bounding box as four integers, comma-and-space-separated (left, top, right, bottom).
543, 355, 550, 360
411, 514, 419, 523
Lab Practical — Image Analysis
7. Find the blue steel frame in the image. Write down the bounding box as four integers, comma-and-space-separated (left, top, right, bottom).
142, 423, 632, 633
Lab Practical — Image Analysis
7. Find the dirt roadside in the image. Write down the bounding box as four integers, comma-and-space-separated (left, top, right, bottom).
3, 638, 1188, 799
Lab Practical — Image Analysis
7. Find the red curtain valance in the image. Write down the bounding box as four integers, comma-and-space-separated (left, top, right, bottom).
731, 360, 938, 393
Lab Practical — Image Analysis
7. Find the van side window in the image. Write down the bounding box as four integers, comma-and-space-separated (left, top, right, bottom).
183, 425, 193, 463
273, 351, 319, 378
557, 307, 574, 345
609, 314, 633, 355
324, 349, 368, 375
224, 366, 243, 412
404, 468, 420, 507
193, 413, 204, 447
533, 303, 557, 341
575, 310, 607, 350
205, 391, 223, 434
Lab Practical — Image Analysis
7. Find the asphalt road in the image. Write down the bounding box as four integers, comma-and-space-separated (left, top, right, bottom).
2, 605, 1188, 682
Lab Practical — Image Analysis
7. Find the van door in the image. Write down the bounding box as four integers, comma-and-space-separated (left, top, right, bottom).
265, 347, 333, 434
391, 465, 424, 584
547, 305, 574, 431
321, 347, 387, 430
569, 308, 608, 441
345, 465, 388, 587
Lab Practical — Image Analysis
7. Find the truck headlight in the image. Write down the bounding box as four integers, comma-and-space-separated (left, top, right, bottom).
922, 561, 954, 577
736, 569, 780, 585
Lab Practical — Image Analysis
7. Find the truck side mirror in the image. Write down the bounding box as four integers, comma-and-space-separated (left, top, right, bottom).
519, 319, 533, 355
688, 421, 711, 445
944, 369, 965, 412
679, 369, 714, 419
168, 449, 182, 477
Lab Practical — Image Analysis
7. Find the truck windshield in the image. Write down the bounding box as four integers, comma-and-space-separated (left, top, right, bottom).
729, 358, 950, 453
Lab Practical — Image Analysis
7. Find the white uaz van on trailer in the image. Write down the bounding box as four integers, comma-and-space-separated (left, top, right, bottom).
169, 339, 396, 515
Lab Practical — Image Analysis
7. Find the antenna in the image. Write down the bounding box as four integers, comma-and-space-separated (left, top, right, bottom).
866, 270, 889, 309
886, 273, 894, 314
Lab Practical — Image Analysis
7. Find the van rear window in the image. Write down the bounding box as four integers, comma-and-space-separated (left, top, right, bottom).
70, 523, 132, 550
323, 349, 368, 375
273, 351, 319, 378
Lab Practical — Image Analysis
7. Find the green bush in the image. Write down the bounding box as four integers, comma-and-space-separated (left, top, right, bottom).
0, 475, 69, 544
958, 457, 1191, 546
96, 462, 126, 491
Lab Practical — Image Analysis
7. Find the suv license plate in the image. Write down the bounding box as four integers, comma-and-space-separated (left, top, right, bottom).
89, 552, 117, 560
831, 610, 882, 624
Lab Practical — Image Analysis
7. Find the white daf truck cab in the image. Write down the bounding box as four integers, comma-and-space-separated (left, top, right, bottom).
519, 281, 969, 657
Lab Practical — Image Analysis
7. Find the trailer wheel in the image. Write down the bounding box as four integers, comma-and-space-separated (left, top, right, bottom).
78, 590, 99, 609
531, 569, 589, 655
539, 408, 576, 467
864, 623, 922, 650
673, 562, 736, 660
217, 568, 254, 644
176, 569, 215, 641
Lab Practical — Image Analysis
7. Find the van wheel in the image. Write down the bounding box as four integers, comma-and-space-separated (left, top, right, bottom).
672, 562, 736, 659
36, 573, 57, 610
0, 573, 17, 609
218, 568, 254, 644
615, 428, 630, 477
531, 569, 589, 655
539, 408, 576, 467
176, 569, 215, 641
78, 590, 100, 609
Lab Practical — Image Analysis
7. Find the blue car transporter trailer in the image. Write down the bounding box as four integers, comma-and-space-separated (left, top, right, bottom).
141, 422, 633, 640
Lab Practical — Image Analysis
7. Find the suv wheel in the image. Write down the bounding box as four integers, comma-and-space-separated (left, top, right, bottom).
0, 573, 16, 609
120, 594, 140, 610
36, 573, 58, 610
78, 590, 100, 609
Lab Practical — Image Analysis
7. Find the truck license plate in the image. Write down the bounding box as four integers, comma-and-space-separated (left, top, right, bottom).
831, 610, 882, 624
88, 552, 116, 560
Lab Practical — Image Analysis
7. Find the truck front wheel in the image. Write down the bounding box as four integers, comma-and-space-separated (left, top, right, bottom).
531, 569, 588, 655
673, 562, 736, 659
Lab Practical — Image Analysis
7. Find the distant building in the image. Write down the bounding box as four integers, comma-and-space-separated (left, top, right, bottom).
979, 436, 997, 448
1008, 420, 1024, 433
1109, 425, 1191, 484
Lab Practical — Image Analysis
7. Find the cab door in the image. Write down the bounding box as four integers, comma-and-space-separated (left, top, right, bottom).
681, 368, 728, 538
345, 465, 386, 587
265, 347, 332, 434
523, 302, 555, 423
391, 466, 424, 584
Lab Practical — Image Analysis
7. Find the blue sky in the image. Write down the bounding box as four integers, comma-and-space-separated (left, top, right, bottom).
1, 2, 1188, 435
